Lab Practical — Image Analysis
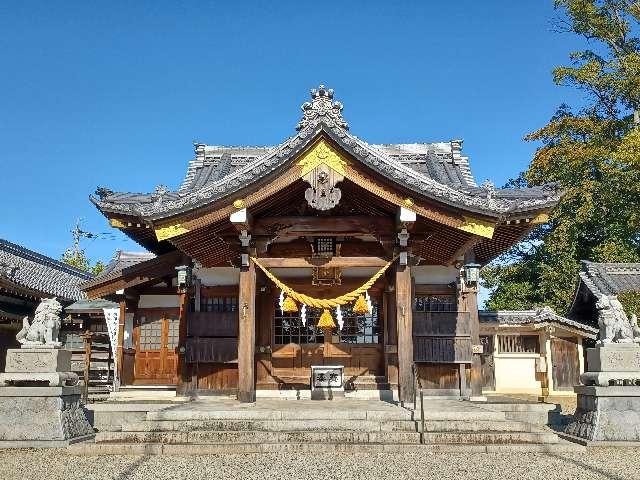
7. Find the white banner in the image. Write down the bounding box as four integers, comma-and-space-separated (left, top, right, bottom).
103, 307, 120, 388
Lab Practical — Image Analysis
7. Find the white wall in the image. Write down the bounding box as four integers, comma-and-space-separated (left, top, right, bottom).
411, 265, 458, 285
138, 294, 180, 309
494, 354, 542, 394
194, 266, 240, 286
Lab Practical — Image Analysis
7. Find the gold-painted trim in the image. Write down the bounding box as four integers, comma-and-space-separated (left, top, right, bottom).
109, 218, 126, 228
233, 199, 245, 209
297, 138, 347, 177
155, 223, 190, 241
457, 217, 495, 239
531, 213, 550, 224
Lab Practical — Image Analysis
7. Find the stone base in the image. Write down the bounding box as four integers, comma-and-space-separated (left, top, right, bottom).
565, 385, 640, 442
0, 386, 94, 447
0, 371, 79, 387
311, 387, 345, 400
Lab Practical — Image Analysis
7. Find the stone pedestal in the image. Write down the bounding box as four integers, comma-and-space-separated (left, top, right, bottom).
0, 348, 93, 447
580, 344, 640, 387
0, 386, 94, 447
565, 386, 640, 443
565, 344, 640, 444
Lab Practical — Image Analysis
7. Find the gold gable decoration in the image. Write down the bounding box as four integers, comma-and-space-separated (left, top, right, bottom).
297, 139, 347, 177
297, 139, 347, 211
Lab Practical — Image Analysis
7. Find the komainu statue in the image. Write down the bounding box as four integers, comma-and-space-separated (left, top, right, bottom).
596, 295, 640, 345
16, 297, 63, 347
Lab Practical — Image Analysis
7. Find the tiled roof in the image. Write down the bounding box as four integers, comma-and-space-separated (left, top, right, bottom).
81, 250, 155, 290
0, 238, 92, 302
578, 260, 640, 298
65, 298, 119, 312
479, 306, 598, 337
91, 86, 561, 222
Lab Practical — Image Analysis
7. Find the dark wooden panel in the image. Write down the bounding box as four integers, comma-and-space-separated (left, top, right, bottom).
413, 337, 472, 363
412, 311, 470, 336
416, 364, 460, 390
188, 312, 238, 337
480, 335, 495, 390
185, 337, 238, 363
196, 363, 238, 391
551, 337, 580, 390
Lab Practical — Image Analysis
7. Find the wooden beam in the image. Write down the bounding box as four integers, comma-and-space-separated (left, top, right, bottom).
462, 251, 483, 399
395, 264, 415, 405
256, 256, 389, 268
237, 260, 256, 403
253, 216, 394, 237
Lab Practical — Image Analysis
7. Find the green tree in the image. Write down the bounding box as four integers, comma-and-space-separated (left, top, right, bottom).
484, 0, 640, 313
60, 220, 106, 276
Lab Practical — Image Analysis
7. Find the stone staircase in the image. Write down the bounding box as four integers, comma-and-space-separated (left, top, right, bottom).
69, 398, 584, 454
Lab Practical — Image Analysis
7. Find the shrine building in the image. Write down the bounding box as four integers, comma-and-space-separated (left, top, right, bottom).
83, 86, 561, 403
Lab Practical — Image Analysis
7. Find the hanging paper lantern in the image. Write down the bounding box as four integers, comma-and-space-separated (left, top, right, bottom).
301, 304, 307, 326
317, 309, 336, 329
352, 294, 370, 315
335, 305, 344, 330
282, 295, 298, 313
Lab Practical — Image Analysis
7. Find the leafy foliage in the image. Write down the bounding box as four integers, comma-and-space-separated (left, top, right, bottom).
483, 0, 640, 313
618, 290, 640, 316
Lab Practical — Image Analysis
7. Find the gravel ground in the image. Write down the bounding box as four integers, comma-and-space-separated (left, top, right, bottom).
0, 448, 638, 480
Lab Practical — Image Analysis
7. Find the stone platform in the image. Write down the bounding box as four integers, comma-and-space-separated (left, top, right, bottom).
565, 385, 640, 443
69, 397, 582, 454
0, 386, 94, 447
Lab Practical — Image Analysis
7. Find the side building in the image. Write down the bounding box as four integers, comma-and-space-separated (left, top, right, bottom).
0, 238, 92, 370
83, 86, 562, 402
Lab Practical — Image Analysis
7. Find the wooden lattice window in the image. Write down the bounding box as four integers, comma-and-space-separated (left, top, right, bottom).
498, 335, 540, 354
139, 317, 163, 351
200, 296, 238, 313
414, 295, 456, 312
166, 318, 180, 349
273, 300, 381, 345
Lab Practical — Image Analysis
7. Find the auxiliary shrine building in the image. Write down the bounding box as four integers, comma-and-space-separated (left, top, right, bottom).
83, 86, 560, 403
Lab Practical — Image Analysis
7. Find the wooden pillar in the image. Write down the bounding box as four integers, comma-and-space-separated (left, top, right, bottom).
238, 259, 256, 403
383, 283, 399, 388
176, 291, 190, 396
395, 264, 414, 404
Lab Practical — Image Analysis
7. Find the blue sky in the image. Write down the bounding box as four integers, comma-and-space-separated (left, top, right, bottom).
0, 1, 581, 266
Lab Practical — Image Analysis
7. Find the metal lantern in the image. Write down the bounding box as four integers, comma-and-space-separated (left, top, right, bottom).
175, 265, 192, 290
463, 263, 481, 284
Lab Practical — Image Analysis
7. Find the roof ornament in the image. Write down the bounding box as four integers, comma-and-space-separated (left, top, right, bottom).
151, 184, 169, 206
95, 187, 114, 200
481, 179, 497, 207
296, 85, 349, 131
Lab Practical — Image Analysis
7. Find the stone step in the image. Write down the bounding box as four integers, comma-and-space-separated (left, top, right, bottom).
421, 420, 543, 433
121, 419, 419, 433
147, 409, 412, 422
420, 431, 559, 445
95, 430, 422, 445
413, 410, 506, 421
69, 440, 585, 455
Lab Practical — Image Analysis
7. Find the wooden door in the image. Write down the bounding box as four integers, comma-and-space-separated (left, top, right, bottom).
480, 335, 495, 390
134, 309, 180, 384
551, 337, 579, 391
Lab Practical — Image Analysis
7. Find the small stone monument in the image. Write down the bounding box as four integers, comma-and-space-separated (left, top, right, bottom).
0, 298, 94, 447
565, 295, 640, 444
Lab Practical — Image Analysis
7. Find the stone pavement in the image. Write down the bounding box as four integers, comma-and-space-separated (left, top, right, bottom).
0, 447, 637, 480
